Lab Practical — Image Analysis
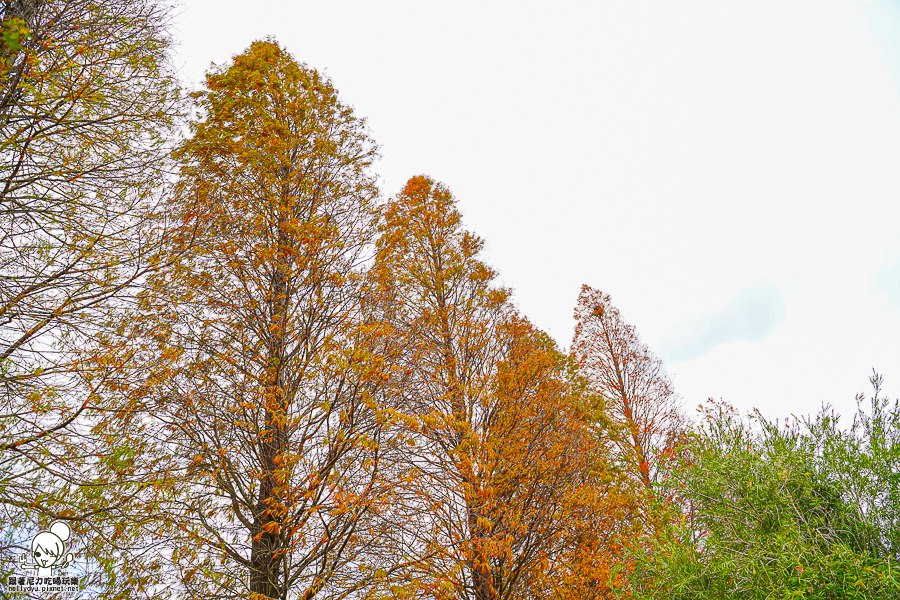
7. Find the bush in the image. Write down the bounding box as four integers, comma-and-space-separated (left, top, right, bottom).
624, 372, 900, 599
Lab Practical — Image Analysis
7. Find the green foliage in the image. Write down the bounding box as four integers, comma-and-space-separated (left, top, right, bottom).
1, 0, 182, 597
0, 16, 29, 55
624, 373, 900, 599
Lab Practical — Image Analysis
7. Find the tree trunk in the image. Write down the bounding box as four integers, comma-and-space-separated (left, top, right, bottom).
250, 217, 292, 599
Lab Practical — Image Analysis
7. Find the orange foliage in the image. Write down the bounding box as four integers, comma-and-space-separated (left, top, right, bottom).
572, 285, 686, 491
119, 40, 393, 600
366, 177, 642, 600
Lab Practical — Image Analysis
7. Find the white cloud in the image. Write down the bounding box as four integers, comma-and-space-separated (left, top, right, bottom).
873, 231, 900, 320
659, 277, 807, 364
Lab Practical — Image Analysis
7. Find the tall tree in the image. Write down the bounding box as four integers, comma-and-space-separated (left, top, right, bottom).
571, 285, 684, 490
114, 40, 392, 600
369, 177, 638, 600
0, 0, 181, 590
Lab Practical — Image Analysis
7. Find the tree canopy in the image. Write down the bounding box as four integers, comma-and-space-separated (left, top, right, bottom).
1, 15, 897, 600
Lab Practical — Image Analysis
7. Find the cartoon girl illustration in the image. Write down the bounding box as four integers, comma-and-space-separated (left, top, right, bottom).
20, 521, 74, 577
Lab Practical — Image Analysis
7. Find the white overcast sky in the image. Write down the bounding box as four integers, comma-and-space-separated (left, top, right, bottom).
173, 0, 900, 424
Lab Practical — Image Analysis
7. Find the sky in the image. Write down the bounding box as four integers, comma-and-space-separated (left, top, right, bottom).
172, 0, 900, 425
